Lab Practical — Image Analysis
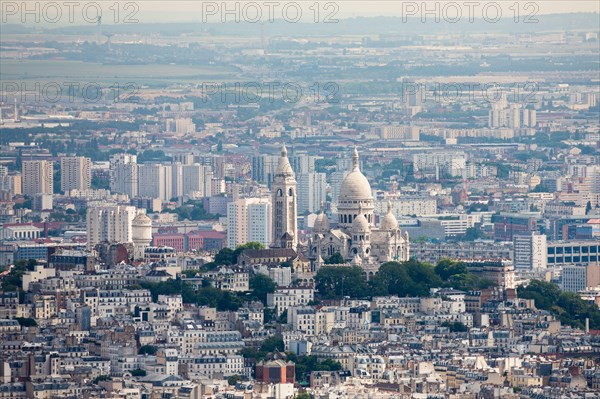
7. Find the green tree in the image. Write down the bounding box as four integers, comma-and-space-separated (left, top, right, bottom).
404, 259, 442, 296
139, 345, 158, 355
214, 248, 235, 265
369, 261, 412, 296
532, 184, 550, 193
290, 354, 343, 383
435, 259, 468, 280
15, 317, 37, 327
441, 321, 468, 332
315, 266, 368, 299
250, 274, 276, 304
1, 259, 37, 292
93, 375, 111, 384
518, 280, 600, 329
227, 374, 243, 386
260, 336, 284, 353
371, 260, 441, 297
324, 252, 345, 264
463, 227, 483, 241
518, 280, 561, 310
130, 369, 147, 377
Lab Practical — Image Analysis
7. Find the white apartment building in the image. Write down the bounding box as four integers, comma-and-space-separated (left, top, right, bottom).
182, 355, 244, 379
330, 170, 349, 211
287, 306, 334, 336
138, 164, 172, 201
182, 164, 211, 198
203, 267, 249, 292
22, 160, 53, 196
297, 172, 327, 214
227, 197, 271, 249
372, 125, 420, 141
171, 162, 184, 198
60, 156, 91, 192
514, 232, 547, 271
82, 289, 152, 318
376, 197, 437, 217
488, 105, 536, 128
435, 214, 481, 236
86, 204, 139, 249
110, 153, 138, 198
413, 152, 467, 178
0, 166, 21, 196
175, 118, 196, 134
267, 287, 315, 316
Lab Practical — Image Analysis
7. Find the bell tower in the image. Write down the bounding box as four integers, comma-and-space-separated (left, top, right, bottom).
271, 145, 297, 249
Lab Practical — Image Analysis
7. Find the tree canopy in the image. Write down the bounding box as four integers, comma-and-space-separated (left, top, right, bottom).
214, 242, 265, 266
315, 266, 368, 299
324, 252, 345, 264
518, 280, 600, 329
315, 259, 498, 300
250, 273, 277, 304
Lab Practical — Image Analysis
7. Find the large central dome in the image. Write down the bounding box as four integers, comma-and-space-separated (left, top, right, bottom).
337, 147, 374, 229
339, 147, 373, 202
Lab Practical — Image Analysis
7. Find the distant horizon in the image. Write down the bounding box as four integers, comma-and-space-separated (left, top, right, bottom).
5, 11, 600, 29
2, 1, 599, 27
110, 0, 600, 24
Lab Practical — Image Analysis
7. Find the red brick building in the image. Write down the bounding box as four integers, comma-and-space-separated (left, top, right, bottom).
255, 354, 295, 384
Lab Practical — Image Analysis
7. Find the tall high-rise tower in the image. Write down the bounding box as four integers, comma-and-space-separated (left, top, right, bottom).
22, 160, 53, 196
61, 156, 92, 192
271, 145, 297, 249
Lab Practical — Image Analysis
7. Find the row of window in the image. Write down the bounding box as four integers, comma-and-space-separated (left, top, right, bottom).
548, 255, 598, 264
548, 245, 598, 254
339, 213, 373, 224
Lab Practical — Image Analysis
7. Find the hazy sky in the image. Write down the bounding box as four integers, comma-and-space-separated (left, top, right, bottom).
3, 1, 598, 26
134, 0, 600, 22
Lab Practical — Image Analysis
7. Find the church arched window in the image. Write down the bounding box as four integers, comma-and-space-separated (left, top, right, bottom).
288, 188, 294, 196
352, 248, 358, 254
277, 188, 283, 197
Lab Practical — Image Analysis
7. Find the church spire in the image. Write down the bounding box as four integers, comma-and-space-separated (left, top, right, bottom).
352, 146, 359, 171
275, 144, 294, 177
272, 145, 297, 250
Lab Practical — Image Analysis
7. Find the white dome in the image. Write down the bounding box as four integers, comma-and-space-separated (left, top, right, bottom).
339, 147, 372, 202
380, 201, 398, 230
352, 212, 369, 232
314, 209, 330, 233
339, 170, 372, 201
132, 213, 152, 226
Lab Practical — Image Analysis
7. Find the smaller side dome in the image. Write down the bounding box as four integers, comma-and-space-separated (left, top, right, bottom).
313, 204, 330, 233
352, 204, 370, 232
380, 200, 398, 230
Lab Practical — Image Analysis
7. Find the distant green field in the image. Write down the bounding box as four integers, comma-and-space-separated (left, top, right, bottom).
0, 59, 239, 86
